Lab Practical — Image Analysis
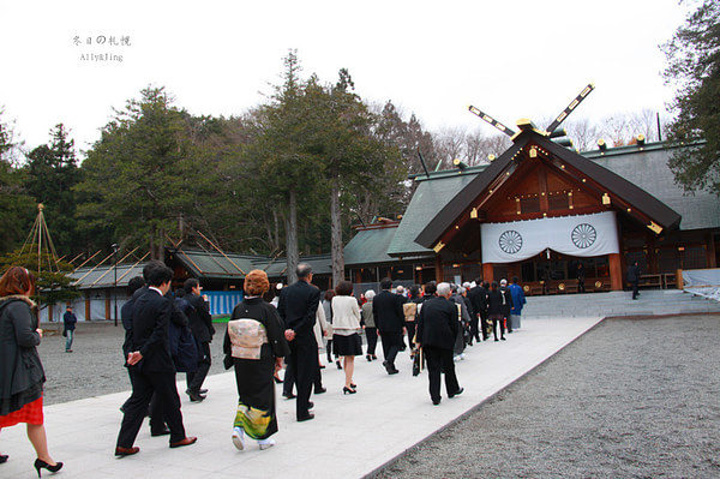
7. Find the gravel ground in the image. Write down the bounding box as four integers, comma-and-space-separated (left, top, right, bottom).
36, 322, 225, 406
373, 314, 720, 479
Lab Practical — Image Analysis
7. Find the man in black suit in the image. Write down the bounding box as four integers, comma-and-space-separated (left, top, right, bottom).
372, 278, 405, 374
277, 263, 321, 422
115, 261, 197, 456
415, 282, 463, 405
468, 278, 488, 343
183, 278, 214, 401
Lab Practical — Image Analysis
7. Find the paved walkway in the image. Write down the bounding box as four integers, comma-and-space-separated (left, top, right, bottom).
1, 316, 602, 479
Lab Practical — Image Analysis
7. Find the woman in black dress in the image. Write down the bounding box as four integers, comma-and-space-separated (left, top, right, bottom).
224, 270, 290, 451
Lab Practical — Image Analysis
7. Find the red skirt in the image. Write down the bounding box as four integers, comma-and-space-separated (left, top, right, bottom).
0, 396, 44, 427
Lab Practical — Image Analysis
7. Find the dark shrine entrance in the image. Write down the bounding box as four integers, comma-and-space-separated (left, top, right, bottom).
496, 251, 611, 295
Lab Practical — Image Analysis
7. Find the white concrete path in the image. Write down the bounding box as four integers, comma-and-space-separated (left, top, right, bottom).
1, 316, 603, 479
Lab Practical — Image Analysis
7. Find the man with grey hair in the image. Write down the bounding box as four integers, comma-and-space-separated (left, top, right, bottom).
415, 282, 463, 405
277, 263, 321, 422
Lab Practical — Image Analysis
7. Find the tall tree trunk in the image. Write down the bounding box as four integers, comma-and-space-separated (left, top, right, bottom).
150, 233, 157, 260
273, 209, 280, 251
330, 174, 344, 287
286, 188, 299, 284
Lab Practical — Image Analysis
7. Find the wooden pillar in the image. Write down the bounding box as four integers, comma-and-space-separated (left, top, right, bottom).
105, 291, 111, 320
85, 296, 91, 322
707, 232, 716, 268
609, 253, 622, 291
435, 256, 444, 282
482, 263, 494, 284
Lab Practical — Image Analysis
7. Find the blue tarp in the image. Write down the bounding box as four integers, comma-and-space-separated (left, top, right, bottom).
204, 290, 244, 316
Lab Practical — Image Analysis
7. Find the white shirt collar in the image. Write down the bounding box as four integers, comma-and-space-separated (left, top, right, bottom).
148, 286, 163, 296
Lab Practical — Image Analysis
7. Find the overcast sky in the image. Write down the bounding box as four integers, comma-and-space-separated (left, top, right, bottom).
0, 0, 689, 156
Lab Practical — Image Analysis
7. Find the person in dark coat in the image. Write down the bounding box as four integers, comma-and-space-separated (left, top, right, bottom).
62, 305, 77, 353
0, 266, 63, 475
487, 281, 508, 341
121, 275, 167, 436
182, 278, 214, 401
372, 278, 406, 375
115, 261, 197, 457
224, 270, 290, 451
277, 263, 321, 422
576, 262, 586, 294
468, 278, 488, 342
499, 279, 514, 333
415, 282, 463, 406
627, 261, 641, 300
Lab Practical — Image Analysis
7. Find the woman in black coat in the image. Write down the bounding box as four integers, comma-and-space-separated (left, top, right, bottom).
0, 267, 62, 475
224, 270, 290, 451
487, 281, 507, 342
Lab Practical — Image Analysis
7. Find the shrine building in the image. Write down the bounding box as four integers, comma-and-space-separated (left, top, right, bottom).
343, 121, 720, 295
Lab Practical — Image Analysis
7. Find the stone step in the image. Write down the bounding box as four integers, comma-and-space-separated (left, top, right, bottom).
521, 289, 720, 318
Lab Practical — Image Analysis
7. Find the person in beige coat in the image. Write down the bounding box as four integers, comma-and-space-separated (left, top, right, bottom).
331, 281, 362, 394
313, 302, 329, 368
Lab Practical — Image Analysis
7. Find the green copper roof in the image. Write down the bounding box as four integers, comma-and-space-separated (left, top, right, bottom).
589, 146, 720, 231
344, 226, 399, 266
387, 172, 477, 257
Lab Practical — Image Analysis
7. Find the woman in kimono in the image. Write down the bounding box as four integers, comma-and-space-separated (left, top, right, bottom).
224, 270, 289, 451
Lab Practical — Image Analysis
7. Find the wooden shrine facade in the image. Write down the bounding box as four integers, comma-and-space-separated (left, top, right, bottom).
407, 121, 719, 294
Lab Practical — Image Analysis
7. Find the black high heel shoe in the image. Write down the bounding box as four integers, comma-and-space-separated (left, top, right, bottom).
273, 375, 283, 384
34, 458, 63, 477
335, 360, 342, 370
366, 354, 372, 362
0, 454, 8, 464
342, 386, 357, 395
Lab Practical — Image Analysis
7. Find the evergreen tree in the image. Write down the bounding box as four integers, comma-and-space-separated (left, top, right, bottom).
76, 87, 202, 259
663, 1, 720, 195
0, 110, 34, 254
24, 124, 81, 257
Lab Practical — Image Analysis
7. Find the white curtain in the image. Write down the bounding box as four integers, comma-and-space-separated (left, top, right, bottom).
481, 211, 619, 263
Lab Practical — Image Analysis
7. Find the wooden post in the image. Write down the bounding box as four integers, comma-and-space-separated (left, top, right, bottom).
707, 233, 716, 268
609, 253, 622, 291
482, 263, 494, 284
435, 256, 444, 282
105, 291, 111, 320
676, 269, 683, 290
85, 296, 91, 322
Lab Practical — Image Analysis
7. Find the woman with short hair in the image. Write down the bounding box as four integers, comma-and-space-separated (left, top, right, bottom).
331, 281, 362, 394
0, 266, 63, 476
224, 270, 290, 451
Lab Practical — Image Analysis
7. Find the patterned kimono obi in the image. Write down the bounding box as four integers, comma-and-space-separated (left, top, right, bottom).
227, 319, 268, 360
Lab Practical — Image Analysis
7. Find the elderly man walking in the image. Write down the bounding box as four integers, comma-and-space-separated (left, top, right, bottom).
415, 282, 464, 406
277, 263, 321, 422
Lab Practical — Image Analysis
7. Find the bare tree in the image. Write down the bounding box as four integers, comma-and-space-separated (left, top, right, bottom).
565, 118, 601, 152
600, 115, 632, 146
434, 126, 467, 169
465, 130, 511, 165
627, 109, 663, 142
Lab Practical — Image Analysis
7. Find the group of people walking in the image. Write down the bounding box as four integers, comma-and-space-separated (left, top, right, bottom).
0, 259, 528, 475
